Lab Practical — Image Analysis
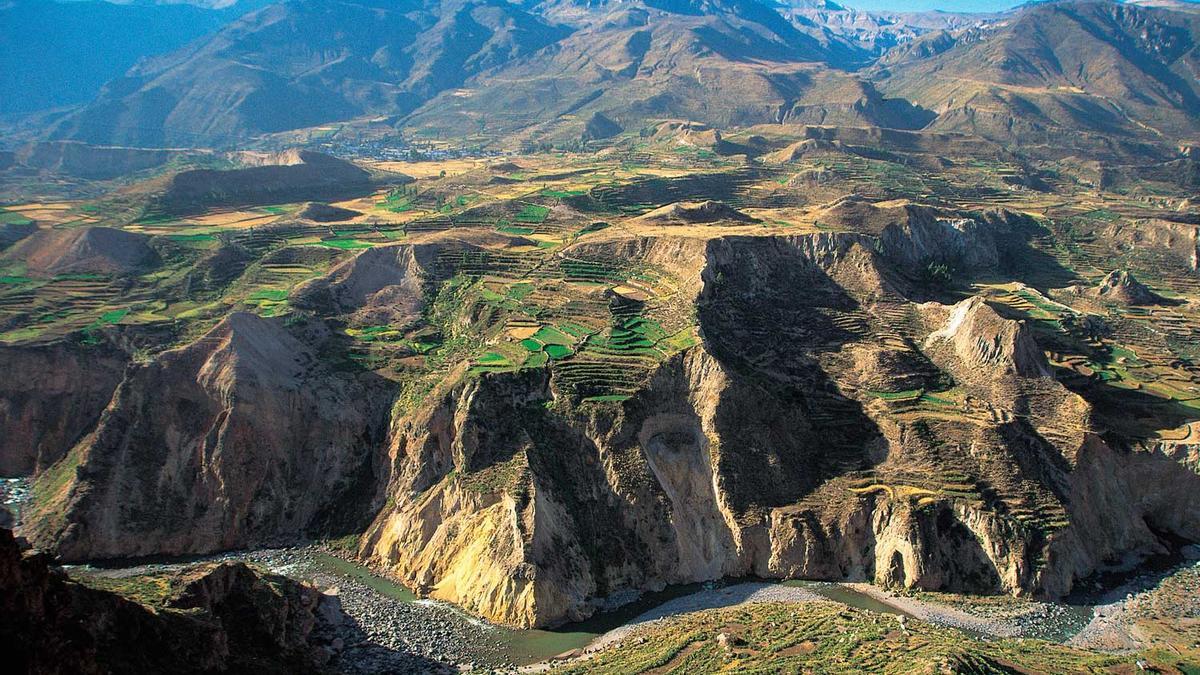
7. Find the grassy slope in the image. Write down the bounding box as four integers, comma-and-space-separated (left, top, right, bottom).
557, 602, 1171, 674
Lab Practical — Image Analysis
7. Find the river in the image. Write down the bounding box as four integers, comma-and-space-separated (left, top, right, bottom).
60, 544, 1118, 671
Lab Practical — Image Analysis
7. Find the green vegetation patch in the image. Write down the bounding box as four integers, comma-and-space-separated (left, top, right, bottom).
166, 233, 218, 243
0, 208, 33, 226
318, 238, 374, 250
523, 351, 548, 369
497, 223, 536, 236
506, 283, 535, 301
544, 344, 573, 359
72, 572, 174, 607
514, 203, 551, 224
582, 394, 632, 403
381, 189, 414, 213
558, 322, 592, 338
559, 602, 1135, 675
248, 289, 289, 302
54, 273, 107, 281
542, 189, 586, 199
98, 308, 130, 325
410, 334, 443, 354
532, 325, 574, 346
868, 389, 923, 401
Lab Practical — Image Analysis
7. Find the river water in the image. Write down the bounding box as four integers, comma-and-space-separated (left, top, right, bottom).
300, 552, 1091, 666
60, 544, 1109, 669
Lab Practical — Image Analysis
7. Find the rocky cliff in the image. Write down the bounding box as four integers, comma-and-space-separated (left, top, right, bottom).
26, 313, 393, 560
0, 527, 344, 674
18, 216, 1200, 632
356, 232, 1200, 628
0, 338, 127, 476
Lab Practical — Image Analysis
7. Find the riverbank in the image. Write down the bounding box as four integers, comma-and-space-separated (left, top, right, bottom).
64, 542, 1200, 673
1070, 558, 1200, 654
580, 582, 826, 655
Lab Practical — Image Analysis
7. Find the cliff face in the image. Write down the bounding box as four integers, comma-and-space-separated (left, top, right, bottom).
0, 528, 342, 675
26, 313, 393, 560
357, 233, 1200, 628
19, 220, 1200, 631
813, 198, 1038, 275
0, 340, 127, 476
290, 243, 441, 327
360, 335, 1052, 628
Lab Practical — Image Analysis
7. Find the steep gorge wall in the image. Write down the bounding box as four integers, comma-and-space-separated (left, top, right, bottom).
360, 231, 1200, 628
15, 223, 1200, 631
26, 313, 394, 560
0, 340, 127, 476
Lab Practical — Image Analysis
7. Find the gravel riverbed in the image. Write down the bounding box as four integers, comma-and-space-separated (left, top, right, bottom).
67, 542, 1199, 673
239, 548, 519, 673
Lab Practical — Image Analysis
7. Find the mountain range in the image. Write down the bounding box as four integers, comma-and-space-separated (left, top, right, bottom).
3, 0, 1198, 155
0, 0, 271, 116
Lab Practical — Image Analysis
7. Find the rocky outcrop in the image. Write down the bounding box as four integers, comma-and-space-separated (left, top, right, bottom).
1, 227, 158, 277
299, 202, 363, 223
154, 152, 374, 216
636, 200, 758, 225
814, 197, 1037, 275
26, 313, 393, 560
1098, 218, 1200, 273
1091, 269, 1166, 305
1038, 436, 1200, 597
923, 296, 1050, 381
769, 492, 1024, 593
290, 243, 442, 327
764, 138, 845, 163
0, 528, 344, 674
357, 233, 1200, 628
0, 339, 128, 476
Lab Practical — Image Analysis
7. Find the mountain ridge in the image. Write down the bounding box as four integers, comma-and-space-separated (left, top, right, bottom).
8, 0, 1189, 154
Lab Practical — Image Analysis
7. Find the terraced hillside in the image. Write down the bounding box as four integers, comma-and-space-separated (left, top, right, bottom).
1, 134, 1197, 642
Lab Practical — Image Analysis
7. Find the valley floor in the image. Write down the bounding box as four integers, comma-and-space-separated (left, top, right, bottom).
60, 543, 1200, 674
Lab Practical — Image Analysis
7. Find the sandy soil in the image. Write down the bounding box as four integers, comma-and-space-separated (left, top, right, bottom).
844, 583, 1023, 637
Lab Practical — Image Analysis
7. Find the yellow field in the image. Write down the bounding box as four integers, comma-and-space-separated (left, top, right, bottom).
369, 158, 484, 179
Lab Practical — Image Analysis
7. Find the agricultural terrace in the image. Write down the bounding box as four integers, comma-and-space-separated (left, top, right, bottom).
1, 143, 1197, 445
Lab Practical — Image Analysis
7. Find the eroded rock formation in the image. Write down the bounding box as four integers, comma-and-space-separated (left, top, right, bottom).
353, 232, 1200, 627
27, 313, 392, 560
0, 339, 127, 476
18, 211, 1200, 631
0, 528, 344, 674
